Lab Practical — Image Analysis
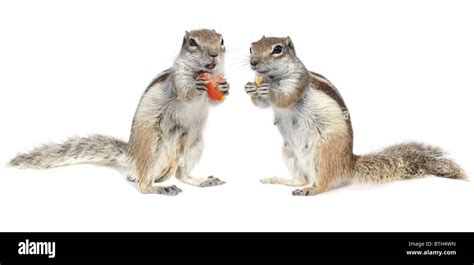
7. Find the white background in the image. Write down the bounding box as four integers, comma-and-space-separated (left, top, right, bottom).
0, 0, 473, 232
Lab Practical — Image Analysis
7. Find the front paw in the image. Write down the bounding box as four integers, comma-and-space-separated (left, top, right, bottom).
217, 79, 229, 95
195, 78, 209, 93
256, 83, 270, 99
244, 82, 257, 96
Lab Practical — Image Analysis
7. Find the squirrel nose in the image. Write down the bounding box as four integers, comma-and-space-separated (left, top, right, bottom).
209, 54, 218, 58
250, 60, 258, 66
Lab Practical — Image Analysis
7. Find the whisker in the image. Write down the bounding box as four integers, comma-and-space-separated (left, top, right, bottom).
228, 56, 250, 61
235, 63, 250, 68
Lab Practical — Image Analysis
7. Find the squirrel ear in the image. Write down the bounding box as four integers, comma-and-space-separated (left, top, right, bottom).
285, 36, 295, 51
261, 35, 266, 40
183, 31, 189, 46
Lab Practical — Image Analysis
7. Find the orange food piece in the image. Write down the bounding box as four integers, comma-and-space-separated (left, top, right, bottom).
197, 73, 224, 101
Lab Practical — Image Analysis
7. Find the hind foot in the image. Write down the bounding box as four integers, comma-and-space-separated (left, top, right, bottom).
292, 187, 322, 196
127, 175, 137, 182
177, 174, 225, 187
138, 183, 182, 196
199, 176, 225, 187
156, 185, 182, 196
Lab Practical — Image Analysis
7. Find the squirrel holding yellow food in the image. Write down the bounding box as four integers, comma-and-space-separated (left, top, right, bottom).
244, 36, 466, 196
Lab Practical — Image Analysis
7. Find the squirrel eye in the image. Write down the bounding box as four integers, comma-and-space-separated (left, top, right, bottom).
221, 39, 224, 45
249, 47, 253, 54
272, 45, 283, 55
189, 38, 197, 47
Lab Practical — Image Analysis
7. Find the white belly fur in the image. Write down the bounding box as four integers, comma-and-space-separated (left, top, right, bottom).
174, 95, 209, 146
273, 88, 347, 183
136, 78, 209, 148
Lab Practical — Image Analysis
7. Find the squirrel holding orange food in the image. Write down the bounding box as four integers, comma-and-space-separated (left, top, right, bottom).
244, 36, 466, 196
9, 29, 229, 195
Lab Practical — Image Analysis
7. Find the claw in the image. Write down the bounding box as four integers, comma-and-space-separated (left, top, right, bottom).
126, 175, 137, 182
245, 82, 258, 96
199, 177, 225, 187
157, 185, 183, 196
196, 85, 208, 91
292, 187, 319, 196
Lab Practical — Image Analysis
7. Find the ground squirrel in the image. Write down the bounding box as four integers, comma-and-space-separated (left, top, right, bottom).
245, 36, 466, 196
9, 29, 229, 195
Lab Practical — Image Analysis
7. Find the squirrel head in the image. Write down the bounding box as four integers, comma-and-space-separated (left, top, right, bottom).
249, 36, 298, 78
178, 29, 225, 74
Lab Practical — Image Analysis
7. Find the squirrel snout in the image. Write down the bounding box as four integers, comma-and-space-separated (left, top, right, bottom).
250, 60, 258, 66
209, 54, 218, 58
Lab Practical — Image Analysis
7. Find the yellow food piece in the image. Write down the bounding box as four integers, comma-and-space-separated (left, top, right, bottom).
255, 76, 264, 87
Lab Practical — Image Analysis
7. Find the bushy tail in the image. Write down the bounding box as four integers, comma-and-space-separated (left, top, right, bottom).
352, 142, 467, 183
8, 135, 129, 169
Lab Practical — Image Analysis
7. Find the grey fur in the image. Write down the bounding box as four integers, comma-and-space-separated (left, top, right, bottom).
8, 135, 128, 169
353, 142, 466, 183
